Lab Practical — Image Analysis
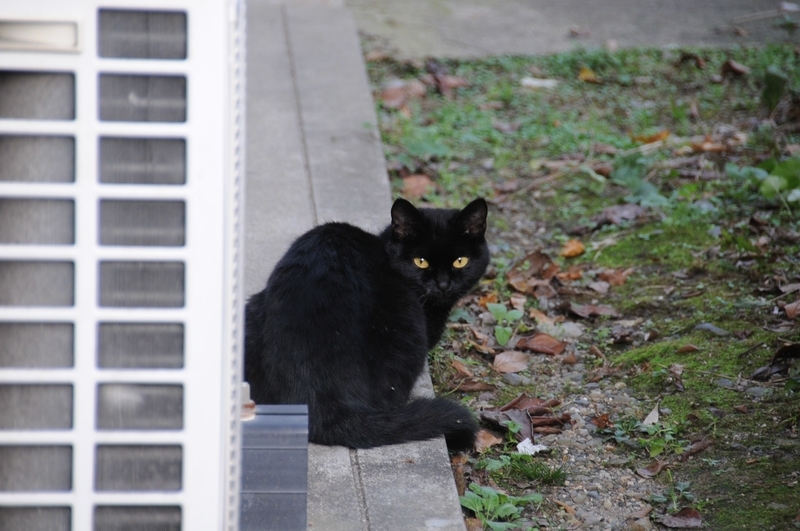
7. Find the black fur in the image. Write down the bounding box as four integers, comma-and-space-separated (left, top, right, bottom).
244, 198, 489, 450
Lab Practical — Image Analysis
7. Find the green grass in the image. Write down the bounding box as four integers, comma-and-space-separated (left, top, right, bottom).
368, 43, 800, 531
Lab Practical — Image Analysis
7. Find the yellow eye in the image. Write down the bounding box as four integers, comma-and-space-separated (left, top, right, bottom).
453, 257, 469, 269
413, 257, 429, 269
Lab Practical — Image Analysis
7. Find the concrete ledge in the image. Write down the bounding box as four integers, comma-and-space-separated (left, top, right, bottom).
245, 2, 466, 530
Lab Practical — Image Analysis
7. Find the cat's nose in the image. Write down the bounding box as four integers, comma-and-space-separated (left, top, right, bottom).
436, 276, 449, 290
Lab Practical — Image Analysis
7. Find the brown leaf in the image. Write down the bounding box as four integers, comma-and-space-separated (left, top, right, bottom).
450, 379, 495, 392
680, 439, 713, 461
451, 359, 473, 378
560, 239, 585, 258
534, 426, 562, 434
379, 79, 427, 109
721, 58, 750, 78
636, 460, 667, 478
785, 298, 800, 319
678, 52, 706, 69
474, 429, 504, 452
509, 293, 527, 312
554, 499, 577, 515
481, 408, 533, 441
556, 265, 583, 281
598, 267, 634, 286
531, 413, 571, 427
570, 302, 620, 319
401, 174, 433, 199
578, 66, 600, 84
592, 161, 614, 177
659, 507, 703, 528
633, 130, 670, 144
561, 352, 578, 365
677, 344, 701, 354
516, 333, 566, 355
528, 308, 555, 325
590, 413, 612, 429
451, 454, 467, 496
499, 393, 560, 412
493, 351, 530, 373
733, 404, 748, 414
478, 292, 498, 308
587, 281, 610, 295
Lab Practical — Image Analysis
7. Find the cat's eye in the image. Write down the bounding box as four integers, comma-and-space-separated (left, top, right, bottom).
453, 257, 469, 269
413, 257, 429, 269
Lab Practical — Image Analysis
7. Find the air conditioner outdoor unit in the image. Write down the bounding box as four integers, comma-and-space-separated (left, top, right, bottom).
0, 1, 246, 529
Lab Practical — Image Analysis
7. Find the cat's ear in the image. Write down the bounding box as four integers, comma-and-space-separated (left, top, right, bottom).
391, 198, 424, 240
456, 198, 488, 238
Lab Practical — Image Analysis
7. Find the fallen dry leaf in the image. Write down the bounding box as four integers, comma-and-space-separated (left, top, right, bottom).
785, 298, 800, 319
561, 352, 578, 365
516, 333, 566, 356
642, 403, 660, 426
401, 174, 433, 199
493, 351, 530, 373
554, 499, 577, 515
636, 460, 667, 479
578, 66, 600, 84
451, 454, 467, 496
560, 239, 585, 258
451, 359, 473, 378
449, 379, 495, 392
379, 79, 427, 109
633, 130, 670, 144
570, 302, 619, 319
528, 308, 555, 325
678, 51, 706, 69
474, 429, 504, 453
598, 267, 634, 286
478, 292, 498, 308
733, 404, 748, 414
588, 280, 610, 295
677, 344, 701, 354
556, 265, 583, 281
499, 393, 560, 412
721, 58, 750, 78
509, 293, 527, 312
659, 507, 703, 528
680, 439, 713, 461
590, 413, 612, 429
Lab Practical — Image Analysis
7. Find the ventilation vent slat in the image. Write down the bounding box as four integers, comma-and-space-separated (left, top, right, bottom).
0, 136, 75, 183
0, 72, 74, 120
97, 323, 183, 369
98, 261, 184, 308
99, 138, 185, 185
0, 445, 72, 491
0, 384, 73, 429
97, 384, 182, 430
0, 506, 71, 531
0, 322, 73, 368
95, 445, 182, 491
0, 261, 74, 307
99, 200, 185, 246
98, 9, 187, 60
0, 198, 74, 244
99, 75, 186, 123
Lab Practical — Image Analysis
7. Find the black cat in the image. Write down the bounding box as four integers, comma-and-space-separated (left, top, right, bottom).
244, 198, 489, 451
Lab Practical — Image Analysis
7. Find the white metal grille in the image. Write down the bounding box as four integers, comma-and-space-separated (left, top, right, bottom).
0, 1, 244, 530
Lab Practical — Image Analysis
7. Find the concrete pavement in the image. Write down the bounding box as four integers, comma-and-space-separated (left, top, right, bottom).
346, 0, 794, 59
244, 2, 466, 530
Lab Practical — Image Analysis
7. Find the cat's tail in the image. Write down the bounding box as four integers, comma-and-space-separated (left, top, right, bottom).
310, 397, 478, 452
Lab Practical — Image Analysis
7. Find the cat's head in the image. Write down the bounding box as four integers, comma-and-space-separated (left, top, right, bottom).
384, 198, 490, 306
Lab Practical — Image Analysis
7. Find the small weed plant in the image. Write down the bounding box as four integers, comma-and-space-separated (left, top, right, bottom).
650, 473, 696, 513
604, 416, 687, 458
460, 482, 543, 531
487, 303, 523, 346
